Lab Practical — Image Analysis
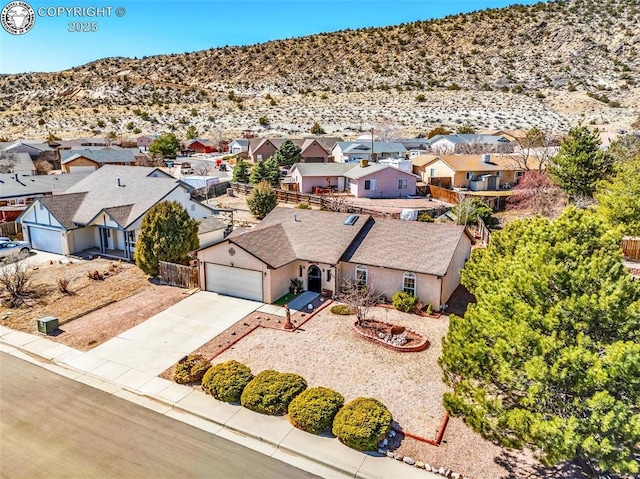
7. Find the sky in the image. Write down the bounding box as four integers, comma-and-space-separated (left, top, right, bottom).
0, 0, 540, 74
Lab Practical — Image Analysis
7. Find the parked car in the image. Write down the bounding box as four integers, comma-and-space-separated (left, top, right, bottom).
0, 240, 31, 260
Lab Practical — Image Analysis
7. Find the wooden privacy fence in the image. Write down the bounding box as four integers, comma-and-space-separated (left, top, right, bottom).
0, 222, 22, 238
158, 261, 199, 289
622, 237, 640, 261
190, 181, 231, 201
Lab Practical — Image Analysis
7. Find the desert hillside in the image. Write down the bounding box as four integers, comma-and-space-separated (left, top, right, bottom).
1, 0, 639, 139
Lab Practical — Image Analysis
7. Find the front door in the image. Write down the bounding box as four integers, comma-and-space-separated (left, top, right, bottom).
100, 228, 109, 253
307, 265, 322, 293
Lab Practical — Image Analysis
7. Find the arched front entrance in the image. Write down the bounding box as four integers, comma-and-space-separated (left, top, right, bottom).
307, 265, 322, 293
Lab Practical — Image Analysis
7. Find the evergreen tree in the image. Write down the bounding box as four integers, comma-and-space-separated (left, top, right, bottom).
547, 126, 614, 199
264, 157, 281, 187
247, 181, 277, 219
232, 158, 250, 183
134, 201, 200, 277
272, 139, 302, 168
249, 159, 269, 184
148, 132, 180, 159
452, 198, 497, 228
595, 154, 640, 235
440, 208, 640, 475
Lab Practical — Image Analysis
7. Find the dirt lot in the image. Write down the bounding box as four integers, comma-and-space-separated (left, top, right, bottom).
0, 259, 185, 348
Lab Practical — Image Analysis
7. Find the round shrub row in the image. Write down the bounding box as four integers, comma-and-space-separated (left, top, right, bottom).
330, 304, 354, 315
173, 354, 211, 384
288, 387, 344, 435
241, 370, 307, 416
332, 397, 393, 451
201, 360, 253, 403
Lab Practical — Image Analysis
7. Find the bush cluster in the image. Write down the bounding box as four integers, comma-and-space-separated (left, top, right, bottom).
174, 354, 211, 384
332, 398, 393, 451
201, 360, 253, 402
392, 291, 418, 313
330, 304, 354, 315
241, 370, 307, 415
288, 387, 344, 434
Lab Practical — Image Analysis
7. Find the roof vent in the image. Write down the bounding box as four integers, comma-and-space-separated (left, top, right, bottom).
482, 154, 491, 163
344, 214, 359, 226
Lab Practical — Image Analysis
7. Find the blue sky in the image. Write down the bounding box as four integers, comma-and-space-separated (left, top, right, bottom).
1, 0, 540, 74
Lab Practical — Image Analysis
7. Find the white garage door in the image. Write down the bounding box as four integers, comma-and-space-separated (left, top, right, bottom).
68, 165, 96, 174
28, 226, 63, 254
205, 263, 263, 302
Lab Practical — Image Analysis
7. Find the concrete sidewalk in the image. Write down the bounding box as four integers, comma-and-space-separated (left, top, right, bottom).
0, 325, 437, 479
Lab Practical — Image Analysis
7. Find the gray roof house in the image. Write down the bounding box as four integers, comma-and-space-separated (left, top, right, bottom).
1, 140, 54, 160
331, 142, 407, 163
1, 152, 36, 175
197, 207, 473, 308
60, 148, 140, 173
427, 134, 514, 154
18, 165, 217, 259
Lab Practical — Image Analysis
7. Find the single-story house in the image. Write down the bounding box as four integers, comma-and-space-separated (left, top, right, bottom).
331, 142, 407, 163
287, 161, 418, 197
60, 148, 140, 173
70, 137, 108, 147
229, 139, 249, 155
427, 134, 514, 155
1, 152, 36, 176
248, 138, 281, 162
197, 207, 472, 308
480, 129, 529, 144
137, 135, 158, 149
1, 140, 55, 160
183, 139, 218, 154
415, 154, 531, 190
18, 165, 217, 259
198, 217, 228, 248
295, 139, 331, 163
0, 172, 89, 222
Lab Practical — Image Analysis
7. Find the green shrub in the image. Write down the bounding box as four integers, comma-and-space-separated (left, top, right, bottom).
332, 397, 393, 451
392, 291, 418, 313
297, 202, 310, 209
174, 354, 211, 384
241, 370, 307, 415
201, 360, 253, 402
288, 387, 344, 434
330, 304, 354, 315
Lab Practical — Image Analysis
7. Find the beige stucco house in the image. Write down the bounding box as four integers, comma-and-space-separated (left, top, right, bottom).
197, 208, 473, 308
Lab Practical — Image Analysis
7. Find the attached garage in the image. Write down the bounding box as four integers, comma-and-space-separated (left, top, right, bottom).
68, 165, 97, 174
204, 263, 263, 302
28, 226, 63, 254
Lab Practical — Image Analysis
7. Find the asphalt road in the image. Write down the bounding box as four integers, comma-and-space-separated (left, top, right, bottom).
0, 353, 320, 479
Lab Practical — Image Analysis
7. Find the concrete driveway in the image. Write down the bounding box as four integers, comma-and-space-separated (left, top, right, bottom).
60, 292, 262, 388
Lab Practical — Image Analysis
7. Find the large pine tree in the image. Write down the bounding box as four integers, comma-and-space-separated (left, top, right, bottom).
440, 208, 640, 475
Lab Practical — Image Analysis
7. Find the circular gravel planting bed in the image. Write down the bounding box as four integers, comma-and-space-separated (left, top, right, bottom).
353, 319, 429, 352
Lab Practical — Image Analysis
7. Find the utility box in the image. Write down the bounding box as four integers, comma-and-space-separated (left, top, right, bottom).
37, 316, 59, 335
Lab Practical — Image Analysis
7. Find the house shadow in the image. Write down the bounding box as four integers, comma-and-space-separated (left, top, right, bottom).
494, 449, 590, 479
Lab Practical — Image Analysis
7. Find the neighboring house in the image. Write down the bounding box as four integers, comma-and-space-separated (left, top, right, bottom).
60, 148, 140, 173
197, 207, 472, 308
183, 139, 218, 154
229, 139, 249, 155
18, 165, 216, 259
198, 217, 228, 248
1, 152, 36, 175
288, 161, 418, 197
415, 154, 530, 190
71, 137, 108, 147
0, 172, 89, 222
480, 129, 528, 144
395, 138, 431, 151
427, 134, 514, 155
411, 154, 440, 181
331, 142, 407, 163
294, 139, 331, 163
1, 140, 59, 168
248, 138, 282, 162
137, 135, 158, 149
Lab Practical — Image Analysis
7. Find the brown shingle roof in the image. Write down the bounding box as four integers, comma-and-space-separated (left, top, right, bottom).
342, 219, 468, 276
423, 154, 534, 172
38, 192, 88, 229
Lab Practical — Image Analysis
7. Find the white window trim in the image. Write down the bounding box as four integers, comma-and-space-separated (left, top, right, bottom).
364, 179, 377, 191
403, 271, 416, 296
355, 265, 368, 286
466, 172, 474, 180
397, 178, 408, 190
429, 168, 436, 178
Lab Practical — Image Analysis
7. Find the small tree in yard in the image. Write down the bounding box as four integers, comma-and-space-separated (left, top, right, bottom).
507, 171, 566, 218
336, 277, 379, 326
247, 181, 277, 219
134, 201, 200, 277
148, 132, 180, 159
0, 254, 33, 306
232, 158, 251, 183
271, 139, 302, 168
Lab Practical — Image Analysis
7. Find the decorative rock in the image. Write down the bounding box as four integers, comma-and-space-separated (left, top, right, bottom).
451, 473, 461, 479
378, 448, 386, 455
386, 451, 394, 458
381, 439, 388, 447
424, 463, 432, 472
438, 467, 451, 477
393, 452, 403, 461
403, 456, 415, 466
389, 430, 397, 438
415, 461, 424, 469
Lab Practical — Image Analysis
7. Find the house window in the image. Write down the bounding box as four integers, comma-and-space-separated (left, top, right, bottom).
403, 272, 416, 296
430, 168, 436, 178
355, 265, 368, 287
466, 172, 474, 180
190, 204, 195, 211
496, 171, 502, 177
327, 269, 332, 281
257, 154, 263, 161
397, 178, 408, 190
127, 230, 135, 244
364, 179, 376, 191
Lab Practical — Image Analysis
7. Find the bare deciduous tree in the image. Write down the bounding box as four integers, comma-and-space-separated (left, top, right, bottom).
34, 159, 53, 175
508, 127, 558, 172
375, 117, 403, 142
192, 162, 213, 176
336, 277, 380, 326
322, 191, 351, 213
0, 254, 33, 306
0, 151, 16, 174
506, 170, 566, 217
